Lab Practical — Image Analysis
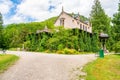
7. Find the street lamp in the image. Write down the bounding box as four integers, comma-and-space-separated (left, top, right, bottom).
99, 32, 109, 58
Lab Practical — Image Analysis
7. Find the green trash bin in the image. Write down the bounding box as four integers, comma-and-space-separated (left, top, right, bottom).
99, 49, 104, 58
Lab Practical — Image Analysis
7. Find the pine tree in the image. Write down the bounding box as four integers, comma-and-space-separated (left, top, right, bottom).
0, 12, 3, 49
0, 12, 3, 32
0, 12, 4, 50
91, 33, 99, 52
0, 12, 9, 51
90, 0, 110, 33
112, 1, 120, 41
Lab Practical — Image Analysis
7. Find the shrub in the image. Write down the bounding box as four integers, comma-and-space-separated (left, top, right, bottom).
44, 50, 51, 53
47, 38, 59, 51
113, 41, 120, 53
56, 50, 64, 54
24, 41, 31, 51
57, 44, 64, 50
63, 48, 79, 54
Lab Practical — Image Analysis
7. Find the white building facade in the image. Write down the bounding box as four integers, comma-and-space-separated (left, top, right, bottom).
54, 8, 92, 33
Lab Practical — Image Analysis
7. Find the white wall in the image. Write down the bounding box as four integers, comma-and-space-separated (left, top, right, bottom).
54, 12, 92, 33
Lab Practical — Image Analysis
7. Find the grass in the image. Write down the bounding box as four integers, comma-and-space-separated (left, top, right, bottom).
0, 54, 19, 73
83, 54, 120, 80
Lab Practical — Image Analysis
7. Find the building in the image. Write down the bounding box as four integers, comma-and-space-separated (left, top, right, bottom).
54, 7, 92, 33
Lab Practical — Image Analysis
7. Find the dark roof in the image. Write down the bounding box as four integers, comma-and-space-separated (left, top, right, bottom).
64, 12, 89, 25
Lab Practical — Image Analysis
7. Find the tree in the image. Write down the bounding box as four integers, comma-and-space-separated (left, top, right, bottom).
0, 12, 9, 52
0, 12, 3, 49
91, 33, 99, 52
0, 12, 3, 35
113, 41, 120, 53
112, 1, 120, 41
90, 0, 111, 33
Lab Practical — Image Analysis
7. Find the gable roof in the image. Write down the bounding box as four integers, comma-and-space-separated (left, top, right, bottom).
54, 10, 89, 25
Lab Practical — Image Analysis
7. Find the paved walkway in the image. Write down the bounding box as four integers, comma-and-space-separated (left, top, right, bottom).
0, 51, 97, 80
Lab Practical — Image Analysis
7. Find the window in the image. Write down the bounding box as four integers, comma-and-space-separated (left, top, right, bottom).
80, 24, 82, 29
60, 18, 65, 26
85, 26, 87, 31
83, 25, 84, 30
77, 22, 79, 25
72, 20, 74, 22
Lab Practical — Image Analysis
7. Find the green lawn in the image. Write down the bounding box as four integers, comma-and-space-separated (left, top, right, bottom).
83, 54, 120, 80
0, 54, 19, 73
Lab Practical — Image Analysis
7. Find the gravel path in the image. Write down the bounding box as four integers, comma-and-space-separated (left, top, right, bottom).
0, 51, 97, 80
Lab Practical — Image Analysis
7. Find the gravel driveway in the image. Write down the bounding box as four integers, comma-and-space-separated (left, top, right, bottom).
0, 51, 96, 80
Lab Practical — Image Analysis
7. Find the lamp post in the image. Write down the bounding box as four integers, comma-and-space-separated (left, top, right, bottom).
99, 32, 109, 58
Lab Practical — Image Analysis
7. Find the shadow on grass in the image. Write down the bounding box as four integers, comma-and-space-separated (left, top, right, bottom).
113, 53, 120, 57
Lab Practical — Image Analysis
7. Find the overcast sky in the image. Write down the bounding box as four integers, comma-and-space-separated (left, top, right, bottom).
0, 0, 119, 25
